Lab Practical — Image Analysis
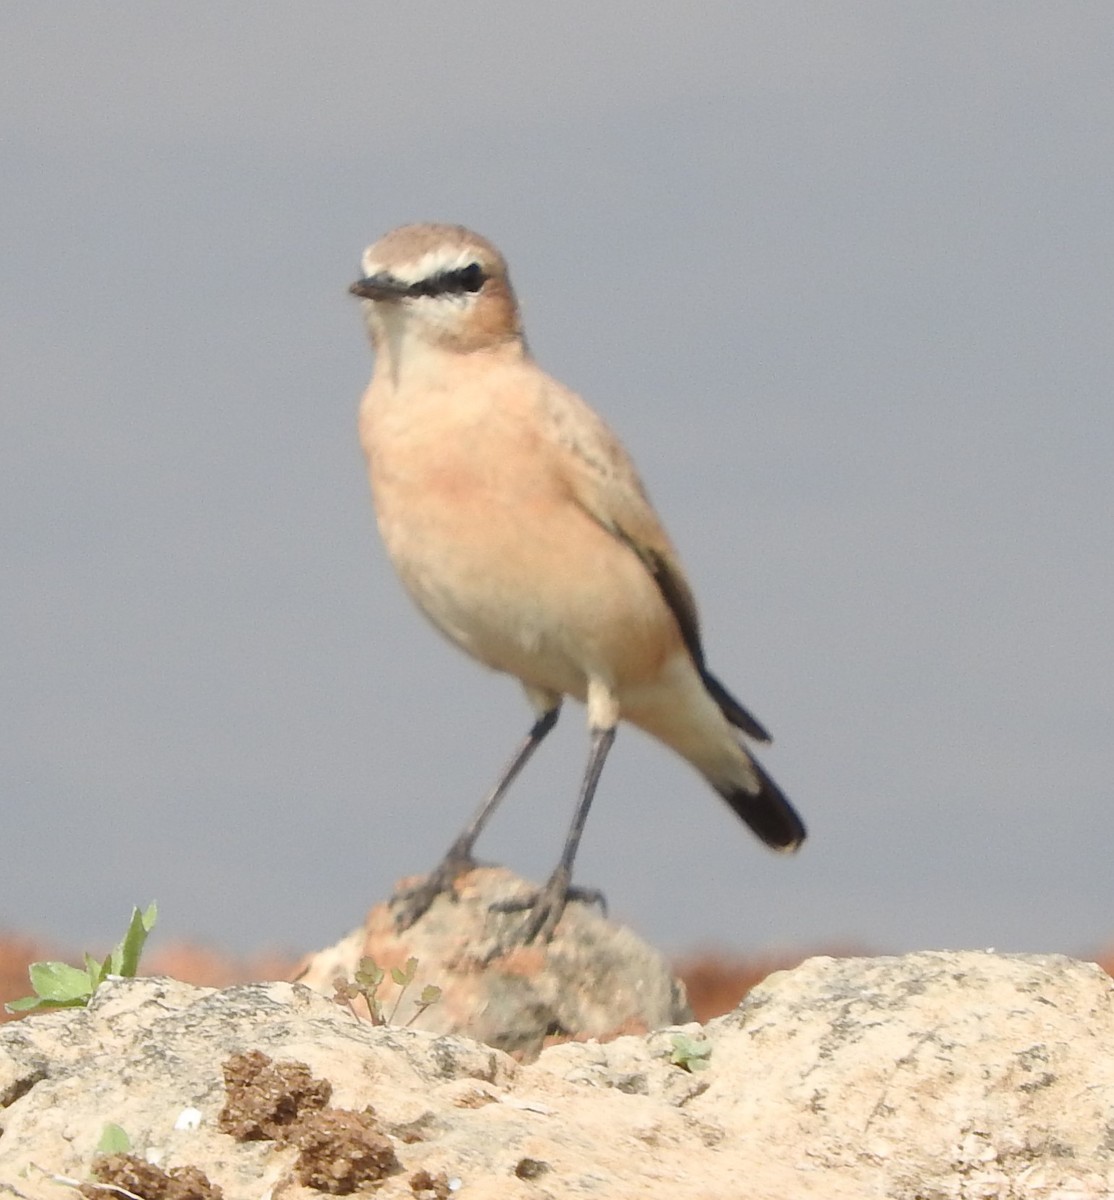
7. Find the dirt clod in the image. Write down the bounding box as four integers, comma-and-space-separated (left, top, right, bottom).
217, 1049, 331, 1142
82, 1153, 222, 1200
514, 1157, 550, 1180
291, 1108, 400, 1193
409, 1167, 452, 1198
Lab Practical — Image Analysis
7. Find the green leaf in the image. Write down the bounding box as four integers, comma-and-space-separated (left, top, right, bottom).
114, 903, 157, 978
5, 994, 46, 1013
354, 958, 384, 990
97, 1124, 131, 1154
419, 985, 442, 1005
27, 961, 94, 1005
669, 1033, 712, 1072
85, 952, 108, 991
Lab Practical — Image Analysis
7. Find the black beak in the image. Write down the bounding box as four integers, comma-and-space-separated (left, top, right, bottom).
349, 273, 409, 301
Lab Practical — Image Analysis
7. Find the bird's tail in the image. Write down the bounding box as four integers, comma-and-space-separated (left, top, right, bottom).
621, 654, 806, 851
712, 751, 806, 851
701, 668, 772, 743
696, 671, 805, 850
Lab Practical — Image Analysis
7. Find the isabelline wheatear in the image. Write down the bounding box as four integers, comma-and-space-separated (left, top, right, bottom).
350, 223, 805, 945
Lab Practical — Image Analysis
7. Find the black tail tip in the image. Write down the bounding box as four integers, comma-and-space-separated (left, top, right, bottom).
742, 800, 807, 852
718, 756, 806, 852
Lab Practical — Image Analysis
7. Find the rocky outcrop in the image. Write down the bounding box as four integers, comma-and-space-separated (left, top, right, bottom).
1, 951, 1113, 1198
293, 865, 692, 1058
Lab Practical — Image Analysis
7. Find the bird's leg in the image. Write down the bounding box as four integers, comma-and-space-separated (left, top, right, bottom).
493, 724, 617, 946
391, 704, 560, 930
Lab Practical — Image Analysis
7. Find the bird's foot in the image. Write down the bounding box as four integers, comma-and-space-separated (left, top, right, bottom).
389, 853, 476, 932
490, 868, 607, 946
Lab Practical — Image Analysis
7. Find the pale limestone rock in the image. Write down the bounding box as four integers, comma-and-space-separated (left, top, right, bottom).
294, 865, 692, 1058
694, 950, 1114, 1198
0, 951, 1112, 1199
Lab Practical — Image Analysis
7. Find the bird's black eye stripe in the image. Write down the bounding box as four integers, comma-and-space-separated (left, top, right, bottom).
406, 262, 487, 299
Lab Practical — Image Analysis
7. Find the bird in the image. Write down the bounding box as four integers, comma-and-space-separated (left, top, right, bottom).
350, 222, 805, 946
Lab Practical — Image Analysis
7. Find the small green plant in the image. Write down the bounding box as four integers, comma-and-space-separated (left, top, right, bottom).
669, 1031, 713, 1072
6, 902, 157, 1014
333, 955, 441, 1027
96, 1123, 132, 1154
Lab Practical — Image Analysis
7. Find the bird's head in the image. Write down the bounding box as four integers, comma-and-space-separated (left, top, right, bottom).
350, 224, 524, 363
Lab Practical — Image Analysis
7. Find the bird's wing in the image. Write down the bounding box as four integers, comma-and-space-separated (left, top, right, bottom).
542, 383, 772, 743
541, 386, 705, 657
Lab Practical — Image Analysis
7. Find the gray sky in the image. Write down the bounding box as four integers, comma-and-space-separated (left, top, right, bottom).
3, 4, 1112, 960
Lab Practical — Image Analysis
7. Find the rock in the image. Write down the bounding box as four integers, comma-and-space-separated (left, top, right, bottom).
698, 950, 1114, 1196
0, 977, 512, 1199
293, 865, 692, 1058
1, 952, 1112, 1198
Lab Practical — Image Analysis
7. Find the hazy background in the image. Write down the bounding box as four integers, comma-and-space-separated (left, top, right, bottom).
3, 5, 1111, 960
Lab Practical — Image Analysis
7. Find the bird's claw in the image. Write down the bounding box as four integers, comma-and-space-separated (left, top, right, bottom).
490, 874, 607, 945
389, 854, 476, 931
390, 855, 607, 955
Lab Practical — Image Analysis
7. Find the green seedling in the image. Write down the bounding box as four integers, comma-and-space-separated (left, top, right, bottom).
669, 1032, 713, 1072
96, 1123, 132, 1154
6, 903, 157, 1014
333, 955, 441, 1026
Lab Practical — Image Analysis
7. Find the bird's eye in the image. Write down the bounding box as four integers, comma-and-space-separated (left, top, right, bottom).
457, 262, 485, 292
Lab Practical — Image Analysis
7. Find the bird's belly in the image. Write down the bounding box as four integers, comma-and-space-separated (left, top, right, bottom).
406, 563, 591, 700
374, 483, 680, 700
